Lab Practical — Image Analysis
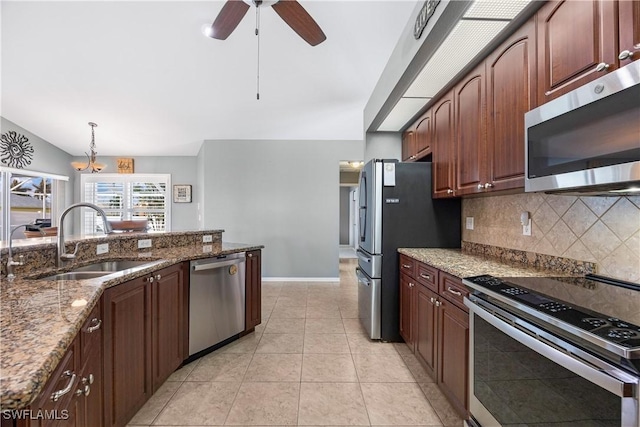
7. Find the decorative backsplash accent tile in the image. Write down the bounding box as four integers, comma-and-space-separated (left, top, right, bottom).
462, 194, 640, 283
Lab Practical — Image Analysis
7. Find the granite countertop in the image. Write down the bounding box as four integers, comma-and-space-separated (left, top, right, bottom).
397, 248, 569, 278
398, 247, 640, 328
0, 241, 263, 410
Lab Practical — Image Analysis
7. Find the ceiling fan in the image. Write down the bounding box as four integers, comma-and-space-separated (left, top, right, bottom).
207, 0, 326, 46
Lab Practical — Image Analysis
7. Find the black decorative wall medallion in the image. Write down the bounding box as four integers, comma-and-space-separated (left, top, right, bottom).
0, 131, 34, 168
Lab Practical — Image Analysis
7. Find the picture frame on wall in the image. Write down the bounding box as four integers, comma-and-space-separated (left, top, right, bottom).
173, 184, 192, 203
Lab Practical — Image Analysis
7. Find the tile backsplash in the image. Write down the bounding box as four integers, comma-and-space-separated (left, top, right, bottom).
462, 193, 640, 283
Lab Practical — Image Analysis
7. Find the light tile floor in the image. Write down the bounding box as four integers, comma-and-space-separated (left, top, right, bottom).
128, 259, 464, 426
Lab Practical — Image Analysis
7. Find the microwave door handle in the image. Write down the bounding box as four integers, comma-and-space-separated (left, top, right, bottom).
466, 297, 638, 398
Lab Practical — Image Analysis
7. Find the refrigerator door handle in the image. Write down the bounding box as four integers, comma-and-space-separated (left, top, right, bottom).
356, 267, 370, 286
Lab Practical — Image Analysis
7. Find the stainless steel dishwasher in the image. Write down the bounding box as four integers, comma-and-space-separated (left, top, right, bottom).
189, 253, 246, 357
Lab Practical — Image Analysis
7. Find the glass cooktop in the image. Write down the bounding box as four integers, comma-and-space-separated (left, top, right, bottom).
464, 275, 640, 352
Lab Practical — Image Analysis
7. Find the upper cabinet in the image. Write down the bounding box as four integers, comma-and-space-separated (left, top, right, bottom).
402, 130, 416, 162
486, 20, 537, 192
536, 0, 618, 104
618, 0, 640, 65
432, 92, 456, 198
454, 62, 487, 196
402, 111, 433, 162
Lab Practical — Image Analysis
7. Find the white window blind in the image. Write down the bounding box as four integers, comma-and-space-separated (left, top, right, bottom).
81, 174, 171, 234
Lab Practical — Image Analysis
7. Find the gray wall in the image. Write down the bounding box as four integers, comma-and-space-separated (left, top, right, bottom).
199, 139, 364, 279
365, 131, 402, 163
71, 156, 199, 231
339, 187, 350, 245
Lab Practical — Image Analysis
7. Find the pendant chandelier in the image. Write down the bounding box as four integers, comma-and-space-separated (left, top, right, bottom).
71, 122, 106, 173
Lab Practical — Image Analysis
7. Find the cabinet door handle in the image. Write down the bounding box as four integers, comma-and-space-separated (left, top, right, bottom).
477, 184, 484, 190
402, 264, 411, 269
447, 287, 462, 296
420, 273, 431, 280
429, 297, 436, 304
248, 253, 253, 258
409, 282, 415, 288
156, 274, 162, 281
618, 50, 635, 61
147, 276, 154, 283
435, 300, 442, 307
484, 182, 494, 189
87, 318, 102, 333
447, 189, 454, 194
51, 371, 76, 402
595, 62, 610, 72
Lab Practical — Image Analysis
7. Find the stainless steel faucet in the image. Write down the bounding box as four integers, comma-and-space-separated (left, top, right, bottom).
58, 202, 113, 267
6, 224, 44, 282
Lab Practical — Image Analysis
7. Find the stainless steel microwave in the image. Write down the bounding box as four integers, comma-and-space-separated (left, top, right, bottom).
525, 61, 640, 195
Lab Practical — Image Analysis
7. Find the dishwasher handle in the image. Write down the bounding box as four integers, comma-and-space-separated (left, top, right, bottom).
192, 258, 243, 272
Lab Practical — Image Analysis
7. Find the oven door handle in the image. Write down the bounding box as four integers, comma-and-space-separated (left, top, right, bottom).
466, 297, 638, 398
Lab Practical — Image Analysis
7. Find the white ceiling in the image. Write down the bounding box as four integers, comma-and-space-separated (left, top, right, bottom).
1, 1, 417, 156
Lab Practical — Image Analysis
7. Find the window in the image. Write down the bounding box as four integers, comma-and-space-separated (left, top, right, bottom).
0, 167, 68, 240
81, 174, 171, 234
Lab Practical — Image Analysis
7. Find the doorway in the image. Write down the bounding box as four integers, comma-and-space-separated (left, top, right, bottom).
339, 160, 363, 259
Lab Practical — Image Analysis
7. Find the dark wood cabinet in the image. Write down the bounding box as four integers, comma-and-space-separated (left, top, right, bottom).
536, 0, 618, 104
414, 111, 432, 159
437, 296, 469, 417
399, 272, 414, 348
245, 250, 262, 331
432, 93, 456, 198
152, 263, 186, 391
414, 283, 438, 378
103, 275, 153, 427
618, 0, 640, 65
398, 256, 468, 419
486, 20, 537, 192
401, 130, 416, 162
76, 300, 104, 427
455, 63, 487, 196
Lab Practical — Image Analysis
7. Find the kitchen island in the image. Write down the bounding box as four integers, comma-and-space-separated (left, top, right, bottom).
0, 233, 263, 413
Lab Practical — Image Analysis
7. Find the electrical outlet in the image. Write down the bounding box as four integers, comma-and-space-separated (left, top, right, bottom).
96, 243, 109, 255
523, 219, 532, 236
202, 244, 213, 253
465, 217, 474, 230
202, 235, 213, 243
137, 239, 152, 249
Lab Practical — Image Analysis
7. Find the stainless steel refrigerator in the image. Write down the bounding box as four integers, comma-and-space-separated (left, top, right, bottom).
356, 159, 461, 341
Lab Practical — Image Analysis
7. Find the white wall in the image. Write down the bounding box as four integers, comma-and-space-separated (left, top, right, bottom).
365, 131, 402, 162
199, 139, 364, 279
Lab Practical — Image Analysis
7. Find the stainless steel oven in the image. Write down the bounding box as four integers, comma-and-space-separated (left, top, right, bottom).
463, 275, 640, 427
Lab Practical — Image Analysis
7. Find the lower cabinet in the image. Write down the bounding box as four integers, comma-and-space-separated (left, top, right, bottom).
6, 301, 104, 427
399, 255, 469, 418
103, 275, 153, 427
245, 250, 262, 331
103, 263, 186, 427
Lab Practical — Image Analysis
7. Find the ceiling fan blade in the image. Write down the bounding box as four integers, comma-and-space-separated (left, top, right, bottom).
272, 0, 326, 46
209, 0, 250, 40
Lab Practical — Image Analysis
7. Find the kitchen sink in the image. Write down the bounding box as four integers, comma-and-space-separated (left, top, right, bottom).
40, 271, 112, 281
71, 260, 156, 273
35, 259, 163, 281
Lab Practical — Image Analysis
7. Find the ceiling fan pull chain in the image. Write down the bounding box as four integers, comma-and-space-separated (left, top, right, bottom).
255, 4, 261, 100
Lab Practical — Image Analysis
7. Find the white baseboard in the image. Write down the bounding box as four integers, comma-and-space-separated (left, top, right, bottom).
262, 277, 340, 283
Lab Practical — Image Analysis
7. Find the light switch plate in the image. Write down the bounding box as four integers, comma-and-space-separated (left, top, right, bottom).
465, 217, 474, 230
138, 239, 152, 249
96, 243, 109, 255
203, 235, 213, 243
523, 219, 532, 236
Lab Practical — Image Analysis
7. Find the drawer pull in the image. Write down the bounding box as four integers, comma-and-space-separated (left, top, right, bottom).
429, 297, 436, 304
435, 300, 442, 307
402, 264, 411, 269
419, 273, 431, 280
409, 282, 415, 288
87, 318, 102, 333
51, 371, 76, 402
595, 62, 610, 72
447, 287, 462, 296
